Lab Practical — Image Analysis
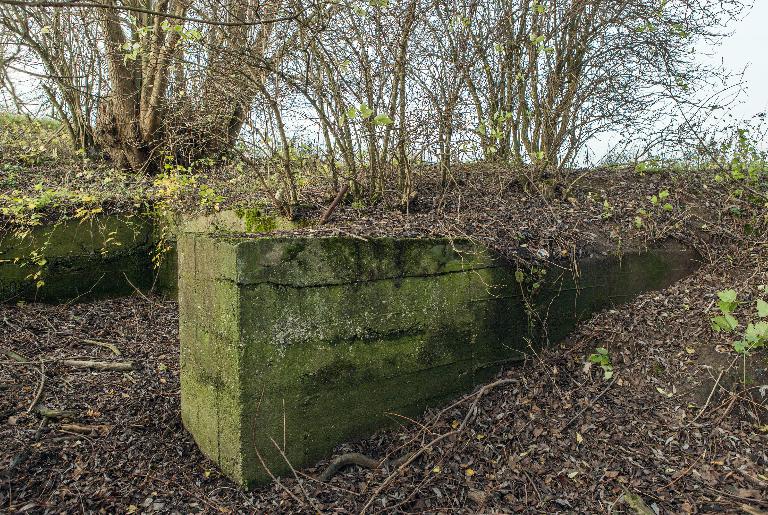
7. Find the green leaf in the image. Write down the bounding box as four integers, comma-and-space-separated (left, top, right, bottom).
711, 314, 739, 333
372, 114, 393, 126
733, 340, 749, 354
757, 321, 768, 339
718, 289, 738, 304
757, 299, 768, 318
358, 103, 373, 119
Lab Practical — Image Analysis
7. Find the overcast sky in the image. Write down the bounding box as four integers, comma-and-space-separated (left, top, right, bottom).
586, 2, 768, 162
705, 1, 768, 119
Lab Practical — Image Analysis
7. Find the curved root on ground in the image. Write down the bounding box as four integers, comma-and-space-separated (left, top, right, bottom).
319, 452, 409, 482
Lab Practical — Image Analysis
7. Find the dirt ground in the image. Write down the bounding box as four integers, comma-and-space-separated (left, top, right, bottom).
1, 166, 767, 513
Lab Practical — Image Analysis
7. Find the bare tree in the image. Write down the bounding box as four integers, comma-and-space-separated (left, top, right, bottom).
0, 0, 749, 199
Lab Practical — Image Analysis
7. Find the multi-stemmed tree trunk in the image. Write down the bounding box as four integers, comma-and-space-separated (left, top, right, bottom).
94, 0, 282, 172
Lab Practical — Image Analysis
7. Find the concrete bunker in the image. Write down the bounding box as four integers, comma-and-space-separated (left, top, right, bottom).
178, 233, 700, 487
0, 208, 288, 302
0, 214, 165, 302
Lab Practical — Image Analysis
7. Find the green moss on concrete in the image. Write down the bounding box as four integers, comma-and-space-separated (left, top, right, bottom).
178, 234, 700, 488
179, 208, 295, 236
235, 207, 296, 233
0, 214, 161, 302
231, 237, 494, 287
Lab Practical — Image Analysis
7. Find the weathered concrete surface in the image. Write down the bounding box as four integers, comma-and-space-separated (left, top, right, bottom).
145, 208, 297, 300
178, 235, 700, 487
0, 215, 159, 302
0, 208, 290, 303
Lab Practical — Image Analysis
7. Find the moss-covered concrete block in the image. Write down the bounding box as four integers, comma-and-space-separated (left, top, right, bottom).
0, 214, 162, 302
179, 234, 699, 487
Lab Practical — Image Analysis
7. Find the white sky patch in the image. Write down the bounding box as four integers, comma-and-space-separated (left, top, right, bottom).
707, 1, 768, 119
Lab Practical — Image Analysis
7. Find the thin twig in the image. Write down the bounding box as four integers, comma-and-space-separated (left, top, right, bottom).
360, 378, 514, 514
122, 272, 162, 307
27, 358, 45, 413
81, 339, 121, 356
659, 451, 706, 490
269, 437, 319, 511
253, 445, 304, 506
60, 359, 134, 371
689, 368, 726, 425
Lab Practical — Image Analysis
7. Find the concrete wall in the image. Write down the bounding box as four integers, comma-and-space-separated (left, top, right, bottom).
0, 207, 289, 303
0, 214, 168, 302
178, 234, 699, 487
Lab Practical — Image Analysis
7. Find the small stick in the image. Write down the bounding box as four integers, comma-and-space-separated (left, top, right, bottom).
60, 423, 110, 435
35, 405, 77, 420
253, 445, 304, 506
60, 359, 134, 371
81, 339, 121, 356
2, 348, 30, 363
360, 378, 515, 514
659, 451, 706, 490
27, 359, 45, 413
689, 368, 726, 425
622, 491, 656, 515
319, 183, 350, 225
269, 437, 319, 511
122, 272, 161, 306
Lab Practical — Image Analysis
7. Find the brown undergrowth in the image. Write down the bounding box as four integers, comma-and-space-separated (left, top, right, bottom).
1, 165, 766, 513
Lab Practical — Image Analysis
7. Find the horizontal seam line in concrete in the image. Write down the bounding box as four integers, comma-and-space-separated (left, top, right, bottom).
213, 264, 502, 289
